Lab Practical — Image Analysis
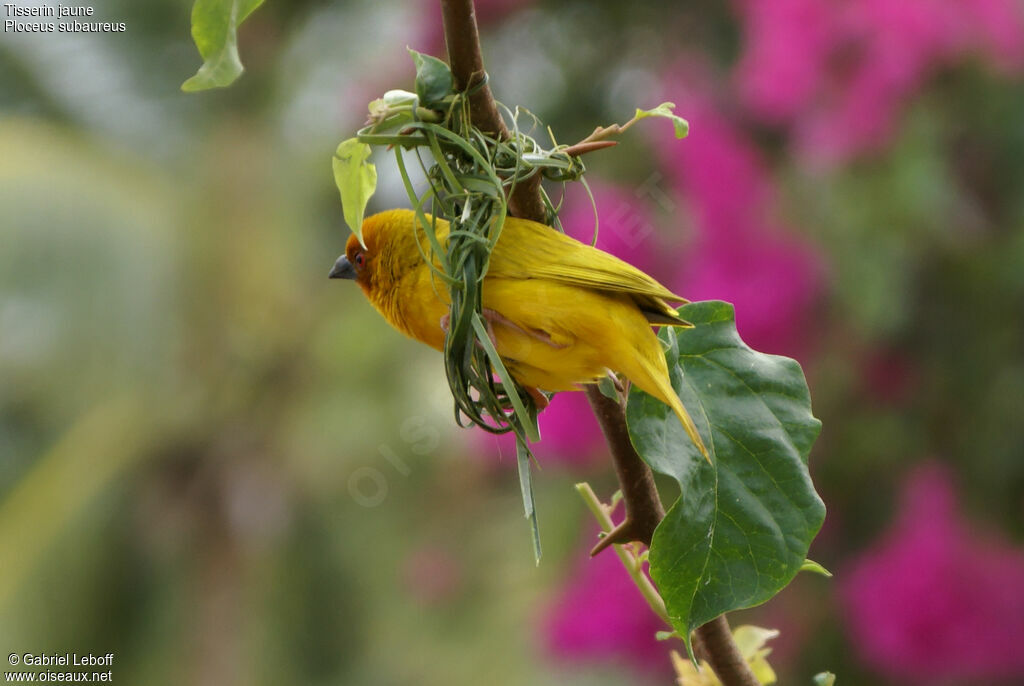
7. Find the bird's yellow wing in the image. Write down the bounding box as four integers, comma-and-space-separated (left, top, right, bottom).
487, 216, 691, 327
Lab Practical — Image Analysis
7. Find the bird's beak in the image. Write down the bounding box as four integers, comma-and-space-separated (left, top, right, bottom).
329, 255, 357, 280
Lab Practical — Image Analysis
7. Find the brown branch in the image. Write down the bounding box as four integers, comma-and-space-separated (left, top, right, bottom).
439, 4, 757, 685
440, 0, 507, 139
440, 0, 548, 222
584, 386, 664, 555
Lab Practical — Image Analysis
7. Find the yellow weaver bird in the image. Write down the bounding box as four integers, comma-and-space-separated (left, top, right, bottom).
330, 209, 708, 459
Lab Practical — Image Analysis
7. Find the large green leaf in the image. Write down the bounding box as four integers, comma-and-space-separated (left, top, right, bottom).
626, 301, 824, 652
182, 0, 265, 92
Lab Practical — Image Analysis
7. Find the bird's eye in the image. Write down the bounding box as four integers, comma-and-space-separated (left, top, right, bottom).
354, 252, 365, 268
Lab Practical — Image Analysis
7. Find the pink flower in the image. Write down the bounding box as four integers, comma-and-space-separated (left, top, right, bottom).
472, 388, 605, 469
654, 78, 773, 240
733, 0, 834, 122
965, 0, 1024, 68
842, 462, 1024, 683
795, 0, 966, 161
732, 0, 1024, 162
676, 231, 823, 356
542, 531, 671, 679
656, 69, 825, 356
557, 180, 666, 279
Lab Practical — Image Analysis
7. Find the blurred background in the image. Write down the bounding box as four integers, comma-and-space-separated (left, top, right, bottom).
2, 0, 1023, 684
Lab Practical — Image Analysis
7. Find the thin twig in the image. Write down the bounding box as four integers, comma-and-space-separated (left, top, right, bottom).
560, 140, 619, 158
439, 4, 758, 685
575, 482, 668, 623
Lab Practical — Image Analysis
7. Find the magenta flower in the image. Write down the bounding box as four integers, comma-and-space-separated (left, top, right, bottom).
557, 180, 667, 280
542, 531, 671, 680
842, 462, 1024, 683
796, 0, 965, 162
652, 78, 773, 241
471, 390, 605, 469
965, 0, 1024, 68
733, 0, 1024, 162
676, 232, 823, 357
733, 0, 834, 122
655, 72, 825, 356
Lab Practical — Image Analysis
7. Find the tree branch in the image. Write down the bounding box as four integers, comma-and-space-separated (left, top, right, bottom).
440, 0, 506, 139
439, 3, 758, 685
440, 0, 548, 222
584, 385, 664, 555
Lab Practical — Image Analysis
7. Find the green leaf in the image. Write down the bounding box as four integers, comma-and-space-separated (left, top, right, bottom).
635, 102, 690, 139
800, 558, 833, 577
597, 376, 619, 401
408, 48, 454, 108
626, 301, 825, 654
332, 138, 377, 246
181, 0, 265, 92
813, 672, 836, 686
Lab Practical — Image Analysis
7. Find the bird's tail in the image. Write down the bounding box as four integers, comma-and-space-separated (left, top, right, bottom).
627, 348, 711, 463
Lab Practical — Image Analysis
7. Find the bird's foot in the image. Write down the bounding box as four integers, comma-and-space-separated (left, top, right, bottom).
525, 386, 550, 411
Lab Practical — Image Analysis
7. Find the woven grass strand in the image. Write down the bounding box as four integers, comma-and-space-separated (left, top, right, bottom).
358, 87, 586, 446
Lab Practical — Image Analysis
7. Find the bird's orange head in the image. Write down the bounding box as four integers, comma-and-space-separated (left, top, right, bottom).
328, 209, 429, 303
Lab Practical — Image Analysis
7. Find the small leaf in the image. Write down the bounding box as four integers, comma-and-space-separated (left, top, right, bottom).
672, 651, 718, 686
635, 102, 690, 139
800, 559, 833, 577
182, 0, 265, 92
655, 630, 679, 641
626, 301, 825, 654
597, 376, 618, 401
733, 625, 780, 685
813, 672, 836, 686
332, 138, 377, 246
408, 48, 454, 108
732, 625, 780, 657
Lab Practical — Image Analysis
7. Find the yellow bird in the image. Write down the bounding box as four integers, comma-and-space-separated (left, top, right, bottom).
330, 209, 708, 459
